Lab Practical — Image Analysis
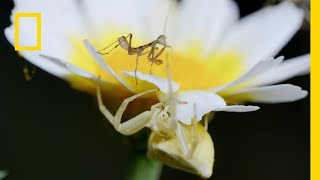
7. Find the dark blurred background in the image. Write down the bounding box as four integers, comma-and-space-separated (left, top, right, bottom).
0, 0, 310, 180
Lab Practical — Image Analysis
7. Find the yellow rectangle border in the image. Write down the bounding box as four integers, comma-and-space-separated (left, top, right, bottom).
311, 0, 318, 180
14, 13, 41, 51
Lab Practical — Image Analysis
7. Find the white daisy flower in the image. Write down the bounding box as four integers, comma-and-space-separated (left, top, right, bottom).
4, 0, 309, 178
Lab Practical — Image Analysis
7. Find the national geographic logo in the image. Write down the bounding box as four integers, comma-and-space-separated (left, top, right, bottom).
14, 13, 41, 51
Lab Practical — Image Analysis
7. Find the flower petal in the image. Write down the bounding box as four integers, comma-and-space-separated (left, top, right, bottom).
175, 91, 226, 125
215, 105, 260, 112
172, 0, 239, 53
4, 26, 70, 78
83, 39, 134, 92
9, 0, 86, 38
227, 84, 308, 103
122, 71, 180, 93
253, 54, 310, 86
81, 0, 150, 38
212, 56, 284, 93
39, 54, 100, 80
4, 0, 87, 77
219, 2, 304, 68
136, 0, 178, 41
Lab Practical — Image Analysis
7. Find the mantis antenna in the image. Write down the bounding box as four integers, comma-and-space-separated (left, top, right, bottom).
163, 0, 175, 35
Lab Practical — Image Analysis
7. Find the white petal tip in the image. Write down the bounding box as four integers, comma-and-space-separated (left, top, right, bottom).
39, 54, 98, 80
232, 84, 309, 103
122, 71, 180, 93
215, 105, 260, 112
83, 39, 92, 51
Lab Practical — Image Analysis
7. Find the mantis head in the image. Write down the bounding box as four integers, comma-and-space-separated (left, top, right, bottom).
157, 35, 167, 45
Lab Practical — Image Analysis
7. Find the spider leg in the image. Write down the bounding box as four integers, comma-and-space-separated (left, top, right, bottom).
185, 104, 200, 159
113, 88, 158, 134
164, 51, 190, 156
176, 122, 189, 156
187, 114, 209, 159
96, 79, 114, 125
97, 79, 158, 135
199, 115, 208, 141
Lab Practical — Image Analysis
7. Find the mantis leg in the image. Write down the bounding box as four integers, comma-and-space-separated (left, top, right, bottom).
148, 47, 159, 74
148, 46, 166, 65
147, 43, 158, 62
127, 33, 134, 54
134, 54, 141, 85
98, 39, 119, 55
146, 44, 162, 74
99, 33, 133, 55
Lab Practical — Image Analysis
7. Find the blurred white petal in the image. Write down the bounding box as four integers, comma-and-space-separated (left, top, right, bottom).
80, 0, 150, 38
253, 54, 310, 86
4, 0, 88, 77
5, 28, 71, 77
172, 0, 239, 53
215, 105, 260, 112
39, 54, 99, 80
219, 2, 304, 69
135, 0, 177, 41
212, 56, 284, 92
228, 84, 308, 103
10, 0, 87, 38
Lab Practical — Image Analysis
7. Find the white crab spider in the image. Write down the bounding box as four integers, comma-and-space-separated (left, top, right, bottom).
95, 70, 208, 159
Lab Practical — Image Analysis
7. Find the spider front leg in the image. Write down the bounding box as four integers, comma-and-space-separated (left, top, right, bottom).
175, 104, 209, 159
175, 122, 189, 156
185, 115, 208, 159
97, 82, 158, 135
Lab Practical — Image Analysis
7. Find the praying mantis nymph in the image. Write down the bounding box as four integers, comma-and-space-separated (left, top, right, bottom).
97, 0, 175, 85
98, 33, 171, 77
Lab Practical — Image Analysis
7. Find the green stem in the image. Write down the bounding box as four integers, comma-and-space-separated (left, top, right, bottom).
127, 154, 163, 180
